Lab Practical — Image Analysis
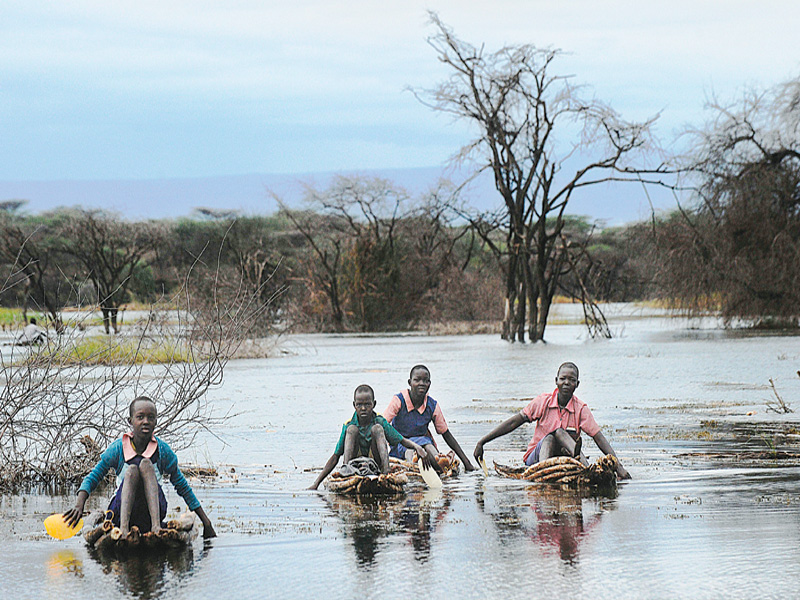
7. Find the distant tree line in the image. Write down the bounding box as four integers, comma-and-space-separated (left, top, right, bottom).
0, 175, 652, 336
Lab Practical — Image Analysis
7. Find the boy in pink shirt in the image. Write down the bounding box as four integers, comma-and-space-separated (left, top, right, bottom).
473, 362, 630, 479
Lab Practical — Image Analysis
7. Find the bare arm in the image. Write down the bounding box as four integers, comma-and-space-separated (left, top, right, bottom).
442, 429, 476, 471
193, 505, 217, 538
309, 453, 341, 490
592, 431, 631, 479
473, 412, 528, 462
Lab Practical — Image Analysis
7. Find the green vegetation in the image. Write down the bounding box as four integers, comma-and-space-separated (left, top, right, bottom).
25, 336, 192, 366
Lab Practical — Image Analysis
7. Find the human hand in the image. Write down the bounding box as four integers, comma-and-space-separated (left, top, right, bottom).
202, 522, 217, 539
62, 502, 86, 528
473, 441, 484, 464
415, 446, 437, 471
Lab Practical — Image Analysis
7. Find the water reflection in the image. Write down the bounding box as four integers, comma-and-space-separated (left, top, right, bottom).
326, 494, 404, 568
477, 484, 616, 565
47, 549, 85, 581
326, 488, 452, 567
86, 542, 206, 599
396, 488, 452, 563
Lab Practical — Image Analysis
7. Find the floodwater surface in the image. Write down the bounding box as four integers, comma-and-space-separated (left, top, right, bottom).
2, 306, 800, 599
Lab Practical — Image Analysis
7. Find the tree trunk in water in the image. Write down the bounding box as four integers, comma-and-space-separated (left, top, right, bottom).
500, 253, 518, 341
101, 307, 110, 334
515, 276, 526, 342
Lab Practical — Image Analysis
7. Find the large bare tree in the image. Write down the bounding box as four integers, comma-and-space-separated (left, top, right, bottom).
417, 14, 664, 342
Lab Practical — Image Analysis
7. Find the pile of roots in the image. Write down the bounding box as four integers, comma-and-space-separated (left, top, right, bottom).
494, 455, 619, 489
325, 471, 408, 495
84, 512, 197, 553
324, 452, 461, 495
389, 451, 460, 481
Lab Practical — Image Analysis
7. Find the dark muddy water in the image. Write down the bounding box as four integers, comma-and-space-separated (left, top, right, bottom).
3, 306, 800, 599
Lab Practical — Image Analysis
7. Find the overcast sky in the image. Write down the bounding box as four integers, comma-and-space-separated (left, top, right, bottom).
2, 1, 798, 181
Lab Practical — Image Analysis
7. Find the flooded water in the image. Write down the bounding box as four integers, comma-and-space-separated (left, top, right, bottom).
3, 305, 800, 599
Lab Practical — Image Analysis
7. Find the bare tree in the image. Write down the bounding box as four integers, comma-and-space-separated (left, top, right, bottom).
0, 251, 274, 490
416, 14, 664, 342
275, 175, 466, 331
661, 77, 800, 324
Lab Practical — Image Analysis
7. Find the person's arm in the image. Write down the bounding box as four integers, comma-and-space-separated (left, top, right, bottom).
473, 413, 527, 462
442, 429, 476, 471
591, 431, 631, 479
193, 505, 217, 538
161, 443, 202, 512
309, 453, 341, 490
401, 438, 436, 470
62, 443, 120, 526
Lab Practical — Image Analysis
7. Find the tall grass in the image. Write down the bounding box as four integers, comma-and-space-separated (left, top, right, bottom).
26, 336, 193, 366
0, 308, 43, 328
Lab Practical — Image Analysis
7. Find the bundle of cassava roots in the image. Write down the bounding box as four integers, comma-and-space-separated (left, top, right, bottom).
494, 454, 619, 488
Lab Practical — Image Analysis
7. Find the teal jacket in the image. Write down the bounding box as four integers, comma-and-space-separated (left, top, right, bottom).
78, 436, 200, 511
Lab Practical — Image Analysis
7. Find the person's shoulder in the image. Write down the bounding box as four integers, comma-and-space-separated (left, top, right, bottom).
155, 436, 177, 455
106, 437, 124, 451
529, 391, 553, 405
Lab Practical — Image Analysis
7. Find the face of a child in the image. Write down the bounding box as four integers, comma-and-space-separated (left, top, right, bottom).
555, 366, 579, 401
130, 400, 158, 439
353, 391, 376, 420
408, 368, 431, 400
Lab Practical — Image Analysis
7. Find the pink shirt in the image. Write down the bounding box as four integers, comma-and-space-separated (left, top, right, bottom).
122, 432, 157, 461
520, 390, 600, 462
383, 389, 449, 434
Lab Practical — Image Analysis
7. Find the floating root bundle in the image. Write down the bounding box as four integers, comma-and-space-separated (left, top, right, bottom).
388, 451, 461, 481
494, 454, 619, 490
325, 471, 408, 495
84, 512, 198, 553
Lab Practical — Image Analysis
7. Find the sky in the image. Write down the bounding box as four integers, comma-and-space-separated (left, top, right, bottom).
2, 1, 799, 182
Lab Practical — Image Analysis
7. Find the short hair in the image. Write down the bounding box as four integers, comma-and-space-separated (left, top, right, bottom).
353, 384, 375, 401
557, 362, 579, 378
129, 396, 156, 417
409, 364, 430, 379
30, 317, 37, 325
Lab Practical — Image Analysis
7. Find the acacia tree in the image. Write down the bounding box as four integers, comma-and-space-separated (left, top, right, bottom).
417, 14, 663, 342
277, 175, 465, 331
60, 210, 162, 334
0, 211, 73, 330
660, 78, 800, 324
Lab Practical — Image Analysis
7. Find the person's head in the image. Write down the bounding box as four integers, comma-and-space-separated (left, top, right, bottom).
29, 318, 36, 325
555, 362, 579, 402
408, 365, 431, 400
128, 396, 158, 438
353, 384, 376, 419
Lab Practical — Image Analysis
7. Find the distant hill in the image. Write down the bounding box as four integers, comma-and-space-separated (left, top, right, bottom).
0, 166, 678, 226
